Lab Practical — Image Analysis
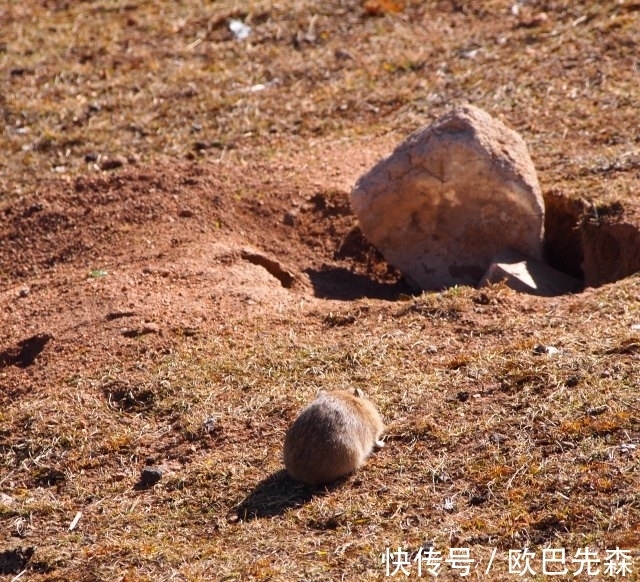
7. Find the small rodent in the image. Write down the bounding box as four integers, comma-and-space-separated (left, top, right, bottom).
283, 388, 385, 485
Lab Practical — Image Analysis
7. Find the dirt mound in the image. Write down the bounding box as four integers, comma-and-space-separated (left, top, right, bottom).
4, 151, 640, 357
0, 146, 413, 371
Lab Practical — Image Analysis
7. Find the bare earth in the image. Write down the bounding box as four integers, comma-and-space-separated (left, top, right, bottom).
1, 1, 639, 580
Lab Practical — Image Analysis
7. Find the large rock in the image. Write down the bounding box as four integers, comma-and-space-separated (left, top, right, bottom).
350, 105, 545, 290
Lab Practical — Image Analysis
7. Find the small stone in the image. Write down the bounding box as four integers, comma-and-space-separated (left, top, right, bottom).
587, 405, 609, 417
105, 310, 135, 321
533, 344, 560, 356
335, 48, 354, 60
0, 492, 15, 505
99, 155, 127, 171
283, 210, 298, 226
121, 323, 160, 338
203, 417, 218, 434
478, 248, 583, 296
24, 203, 44, 216
139, 467, 163, 487
229, 19, 251, 41
178, 209, 194, 218
142, 266, 171, 277
18, 287, 30, 298
489, 432, 508, 444
183, 326, 199, 337
142, 322, 160, 334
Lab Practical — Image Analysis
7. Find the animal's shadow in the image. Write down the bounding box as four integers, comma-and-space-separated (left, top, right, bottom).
234, 469, 347, 521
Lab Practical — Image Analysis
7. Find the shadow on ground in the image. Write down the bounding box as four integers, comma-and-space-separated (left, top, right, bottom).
0, 334, 52, 369
234, 470, 346, 521
305, 267, 412, 301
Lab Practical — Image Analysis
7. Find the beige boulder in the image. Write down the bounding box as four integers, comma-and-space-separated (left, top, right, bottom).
350, 105, 545, 290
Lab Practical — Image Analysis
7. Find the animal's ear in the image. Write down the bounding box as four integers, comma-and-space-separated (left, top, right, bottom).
353, 388, 364, 398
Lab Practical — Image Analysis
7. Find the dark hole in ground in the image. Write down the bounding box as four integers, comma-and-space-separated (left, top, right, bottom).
544, 190, 640, 289
543, 191, 587, 281
0, 547, 34, 575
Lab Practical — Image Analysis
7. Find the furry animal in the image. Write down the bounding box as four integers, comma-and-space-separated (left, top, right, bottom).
283, 388, 385, 485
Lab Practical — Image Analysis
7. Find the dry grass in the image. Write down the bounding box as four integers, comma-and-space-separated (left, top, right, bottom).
2, 1, 639, 201
1, 0, 640, 580
2, 284, 639, 580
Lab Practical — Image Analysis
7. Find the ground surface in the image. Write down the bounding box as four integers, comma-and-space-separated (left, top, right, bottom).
1, 1, 639, 581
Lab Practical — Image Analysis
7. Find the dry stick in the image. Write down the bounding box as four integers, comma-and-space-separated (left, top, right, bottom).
505, 461, 532, 490
69, 511, 83, 531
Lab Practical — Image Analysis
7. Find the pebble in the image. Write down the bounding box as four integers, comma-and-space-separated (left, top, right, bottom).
533, 344, 560, 356
0, 492, 15, 505
489, 432, 508, 444
587, 405, 609, 417
203, 417, 218, 434
99, 155, 127, 171
142, 322, 160, 334
283, 210, 298, 226
142, 266, 171, 277
139, 466, 163, 487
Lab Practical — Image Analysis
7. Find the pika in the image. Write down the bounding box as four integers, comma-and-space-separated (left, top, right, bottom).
283, 388, 385, 485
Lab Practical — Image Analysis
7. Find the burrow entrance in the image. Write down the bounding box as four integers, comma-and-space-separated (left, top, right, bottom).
544, 190, 640, 290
